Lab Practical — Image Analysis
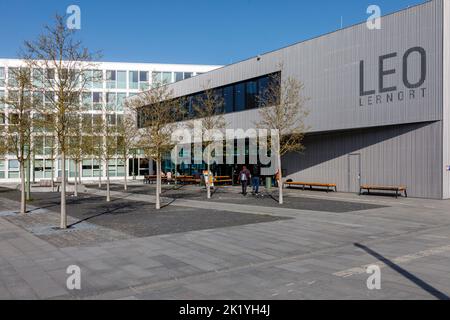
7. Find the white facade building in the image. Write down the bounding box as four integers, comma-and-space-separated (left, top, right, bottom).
0, 59, 221, 183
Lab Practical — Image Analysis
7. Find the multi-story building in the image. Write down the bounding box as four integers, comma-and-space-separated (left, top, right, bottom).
0, 59, 221, 183
142, 0, 450, 199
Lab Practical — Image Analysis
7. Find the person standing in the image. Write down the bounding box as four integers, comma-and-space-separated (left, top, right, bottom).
252, 165, 260, 194
238, 165, 251, 196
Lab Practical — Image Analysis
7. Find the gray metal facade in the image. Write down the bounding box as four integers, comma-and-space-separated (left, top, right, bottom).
162, 0, 448, 199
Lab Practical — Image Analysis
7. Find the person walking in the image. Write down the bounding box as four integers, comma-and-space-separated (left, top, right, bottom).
252, 165, 261, 195
238, 165, 251, 196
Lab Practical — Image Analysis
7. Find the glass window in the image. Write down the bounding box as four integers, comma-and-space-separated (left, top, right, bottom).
46, 69, 55, 80
139, 158, 149, 176
106, 92, 116, 111
83, 70, 93, 88
162, 72, 172, 84
108, 159, 117, 177
223, 86, 233, 113
129, 71, 138, 89
93, 159, 102, 177
139, 71, 149, 90
8, 159, 19, 179
44, 136, 54, 156
117, 70, 126, 89
106, 70, 116, 89
82, 159, 93, 177
0, 159, 5, 179
93, 92, 103, 110
34, 160, 44, 179
0, 112, 5, 124
107, 114, 116, 125
32, 69, 43, 87
214, 88, 224, 113
0, 67, 5, 87
139, 71, 148, 82
184, 72, 192, 79
8, 67, 18, 87
117, 159, 125, 177
117, 93, 126, 111
0, 90, 4, 109
117, 114, 123, 125
246, 80, 257, 109
234, 83, 245, 112
34, 136, 44, 154
82, 92, 92, 111
152, 72, 161, 85
257, 76, 269, 107
175, 72, 183, 82
43, 160, 53, 178
93, 70, 103, 89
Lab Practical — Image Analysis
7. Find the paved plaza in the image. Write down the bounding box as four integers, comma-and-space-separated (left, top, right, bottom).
0, 182, 450, 300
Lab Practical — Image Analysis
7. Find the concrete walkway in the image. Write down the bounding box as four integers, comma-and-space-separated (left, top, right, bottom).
1, 185, 450, 299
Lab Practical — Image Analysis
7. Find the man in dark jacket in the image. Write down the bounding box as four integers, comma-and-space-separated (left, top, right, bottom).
251, 165, 261, 195
238, 166, 251, 196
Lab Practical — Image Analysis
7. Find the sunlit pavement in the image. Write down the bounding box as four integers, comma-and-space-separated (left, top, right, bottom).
0, 183, 450, 299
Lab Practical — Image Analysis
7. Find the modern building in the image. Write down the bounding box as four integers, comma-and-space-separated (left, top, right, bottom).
0, 60, 221, 183
146, 0, 450, 199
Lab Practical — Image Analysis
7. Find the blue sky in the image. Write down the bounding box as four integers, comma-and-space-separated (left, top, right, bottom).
0, 0, 427, 65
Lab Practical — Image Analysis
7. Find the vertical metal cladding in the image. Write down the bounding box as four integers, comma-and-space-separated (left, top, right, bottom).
162, 0, 445, 198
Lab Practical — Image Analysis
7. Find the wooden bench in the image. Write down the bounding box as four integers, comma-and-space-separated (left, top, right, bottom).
284, 181, 337, 193
144, 175, 168, 184
39, 179, 53, 187
214, 176, 232, 185
360, 185, 407, 198
179, 178, 201, 185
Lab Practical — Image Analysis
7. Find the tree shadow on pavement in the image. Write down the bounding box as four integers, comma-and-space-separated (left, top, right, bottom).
354, 243, 449, 300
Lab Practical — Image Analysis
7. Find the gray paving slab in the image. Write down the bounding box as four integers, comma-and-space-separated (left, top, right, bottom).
1, 184, 450, 299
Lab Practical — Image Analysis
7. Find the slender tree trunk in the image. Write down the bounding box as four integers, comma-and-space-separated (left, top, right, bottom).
78, 161, 82, 184
74, 160, 78, 197
20, 161, 26, 214
124, 156, 128, 191
98, 158, 102, 188
106, 159, 110, 202
26, 154, 31, 201
206, 153, 211, 199
51, 158, 55, 192
60, 151, 67, 229
158, 160, 162, 195
277, 152, 283, 205
156, 159, 161, 209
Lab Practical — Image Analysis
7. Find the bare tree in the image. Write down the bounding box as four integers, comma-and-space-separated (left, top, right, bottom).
24, 15, 100, 228
66, 113, 84, 197
127, 84, 180, 209
191, 84, 227, 199
0, 68, 34, 214
256, 74, 309, 204
98, 113, 118, 202
117, 111, 138, 191
91, 115, 105, 189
